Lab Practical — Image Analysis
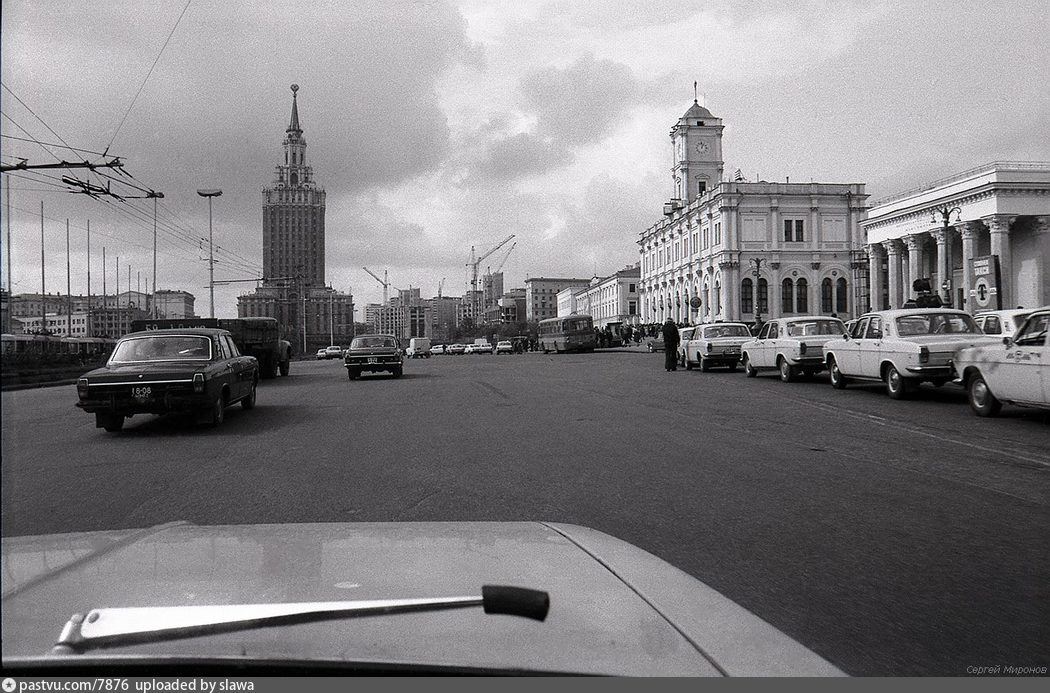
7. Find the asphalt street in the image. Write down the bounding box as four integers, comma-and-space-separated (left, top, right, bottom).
2, 350, 1048, 675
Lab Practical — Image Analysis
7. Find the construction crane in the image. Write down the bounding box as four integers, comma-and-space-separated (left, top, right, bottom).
467, 234, 515, 320
488, 242, 516, 276
362, 267, 400, 305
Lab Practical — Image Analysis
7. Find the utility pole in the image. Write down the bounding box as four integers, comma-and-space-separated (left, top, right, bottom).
40, 201, 45, 334
66, 219, 71, 336
102, 247, 107, 312
5, 184, 11, 335
197, 189, 222, 318
148, 192, 164, 317
86, 219, 91, 335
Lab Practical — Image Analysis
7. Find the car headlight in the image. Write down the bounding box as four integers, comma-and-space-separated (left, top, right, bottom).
706, 343, 713, 353
77, 378, 89, 398
919, 346, 929, 364
799, 342, 807, 355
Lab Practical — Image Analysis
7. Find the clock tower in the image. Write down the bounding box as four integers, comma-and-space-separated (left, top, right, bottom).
670, 100, 724, 204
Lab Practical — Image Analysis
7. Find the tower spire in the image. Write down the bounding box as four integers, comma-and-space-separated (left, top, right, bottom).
693, 81, 698, 103
287, 83, 301, 134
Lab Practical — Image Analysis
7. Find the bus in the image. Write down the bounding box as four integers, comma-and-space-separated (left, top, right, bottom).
538, 314, 596, 353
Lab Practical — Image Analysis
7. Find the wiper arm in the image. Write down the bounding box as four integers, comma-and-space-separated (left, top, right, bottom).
52, 585, 549, 655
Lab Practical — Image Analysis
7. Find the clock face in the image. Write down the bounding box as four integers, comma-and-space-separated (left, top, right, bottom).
695, 139, 710, 154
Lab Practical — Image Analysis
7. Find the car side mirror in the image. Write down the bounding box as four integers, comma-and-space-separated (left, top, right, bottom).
843, 333, 850, 340
1002, 336, 1011, 346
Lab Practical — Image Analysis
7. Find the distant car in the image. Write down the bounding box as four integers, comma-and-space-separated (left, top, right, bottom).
75, 328, 259, 432
954, 306, 1050, 416
974, 309, 1033, 338
316, 348, 327, 360
646, 337, 665, 353
681, 323, 752, 371
741, 317, 848, 381
323, 345, 343, 359
405, 337, 432, 359
447, 344, 466, 355
472, 342, 494, 355
496, 340, 513, 354
431, 344, 446, 355
823, 309, 999, 399
344, 334, 403, 380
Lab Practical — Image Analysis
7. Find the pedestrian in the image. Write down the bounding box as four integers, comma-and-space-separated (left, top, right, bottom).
661, 317, 680, 372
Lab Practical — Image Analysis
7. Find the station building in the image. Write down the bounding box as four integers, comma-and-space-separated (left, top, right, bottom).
861, 162, 1050, 312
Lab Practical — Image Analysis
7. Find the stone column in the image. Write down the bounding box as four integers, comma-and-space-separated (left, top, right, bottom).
931, 227, 950, 303
985, 215, 1014, 309
905, 234, 924, 296
882, 239, 903, 309
957, 222, 979, 313
867, 244, 884, 311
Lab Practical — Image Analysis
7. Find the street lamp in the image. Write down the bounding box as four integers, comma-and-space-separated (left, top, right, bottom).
197, 189, 222, 318
931, 205, 961, 305
749, 257, 765, 325
147, 191, 164, 318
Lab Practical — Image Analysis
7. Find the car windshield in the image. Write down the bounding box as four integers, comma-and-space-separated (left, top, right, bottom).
785, 320, 847, 337
3, 1, 1046, 680
351, 337, 396, 349
702, 325, 750, 338
895, 313, 982, 336
109, 336, 211, 362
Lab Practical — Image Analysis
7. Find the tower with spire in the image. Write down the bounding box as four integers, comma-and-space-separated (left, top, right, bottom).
239, 85, 353, 357
669, 92, 724, 205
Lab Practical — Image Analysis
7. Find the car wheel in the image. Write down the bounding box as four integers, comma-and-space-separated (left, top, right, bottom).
968, 373, 1002, 417
241, 381, 257, 410
97, 412, 124, 433
393, 365, 403, 378
778, 357, 796, 383
347, 369, 359, 380
743, 355, 757, 378
685, 354, 693, 370
699, 357, 710, 372
210, 394, 226, 427
885, 365, 910, 400
828, 357, 847, 389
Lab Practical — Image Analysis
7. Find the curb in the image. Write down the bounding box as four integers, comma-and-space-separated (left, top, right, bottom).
2, 379, 78, 392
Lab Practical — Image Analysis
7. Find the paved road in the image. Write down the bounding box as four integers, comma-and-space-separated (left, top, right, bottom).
3, 351, 1048, 675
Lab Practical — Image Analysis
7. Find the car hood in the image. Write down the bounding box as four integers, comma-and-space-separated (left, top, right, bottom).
1, 522, 841, 676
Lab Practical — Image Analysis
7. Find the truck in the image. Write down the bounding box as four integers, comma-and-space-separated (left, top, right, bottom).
129, 317, 292, 379
406, 337, 431, 359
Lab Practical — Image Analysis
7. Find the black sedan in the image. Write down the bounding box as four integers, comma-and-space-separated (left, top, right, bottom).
344, 334, 403, 379
75, 328, 259, 432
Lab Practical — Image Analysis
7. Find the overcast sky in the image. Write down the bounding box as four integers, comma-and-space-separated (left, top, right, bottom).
2, 0, 1048, 318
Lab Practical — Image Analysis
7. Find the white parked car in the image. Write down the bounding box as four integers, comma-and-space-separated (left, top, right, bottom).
973, 309, 1033, 338
823, 309, 999, 399
315, 348, 327, 360
472, 342, 494, 354
680, 323, 752, 371
495, 340, 513, 354
954, 306, 1050, 416
431, 344, 446, 355
447, 344, 466, 355
741, 316, 848, 382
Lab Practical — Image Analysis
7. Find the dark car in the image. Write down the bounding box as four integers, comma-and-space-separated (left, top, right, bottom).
75, 328, 259, 432
344, 334, 403, 380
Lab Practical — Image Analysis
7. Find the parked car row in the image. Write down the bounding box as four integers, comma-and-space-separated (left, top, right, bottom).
672, 307, 1050, 417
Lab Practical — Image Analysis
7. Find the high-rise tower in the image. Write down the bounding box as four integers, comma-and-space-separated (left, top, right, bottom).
262, 84, 326, 287
669, 99, 724, 205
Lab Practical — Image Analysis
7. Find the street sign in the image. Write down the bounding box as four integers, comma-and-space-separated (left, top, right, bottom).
970, 255, 1002, 311
689, 297, 702, 308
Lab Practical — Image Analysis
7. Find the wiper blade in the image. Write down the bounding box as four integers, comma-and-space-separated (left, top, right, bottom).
53, 585, 549, 655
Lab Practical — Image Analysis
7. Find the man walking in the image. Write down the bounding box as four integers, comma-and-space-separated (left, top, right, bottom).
661, 316, 680, 372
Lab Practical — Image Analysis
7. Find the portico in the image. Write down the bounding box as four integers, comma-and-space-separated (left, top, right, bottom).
862, 162, 1050, 312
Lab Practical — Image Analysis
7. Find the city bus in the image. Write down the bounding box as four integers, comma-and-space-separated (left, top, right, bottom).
538, 314, 596, 353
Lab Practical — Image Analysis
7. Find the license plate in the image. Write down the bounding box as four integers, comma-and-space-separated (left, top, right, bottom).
367, 357, 377, 364
131, 386, 152, 401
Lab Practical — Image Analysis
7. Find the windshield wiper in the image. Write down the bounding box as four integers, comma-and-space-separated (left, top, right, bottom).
52, 585, 549, 655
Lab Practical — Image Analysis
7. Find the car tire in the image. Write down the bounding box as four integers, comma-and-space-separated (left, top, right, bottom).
347, 369, 359, 380
885, 365, 911, 400
210, 394, 226, 427
685, 354, 693, 370
393, 366, 403, 378
242, 381, 257, 410
743, 355, 757, 378
97, 412, 124, 433
828, 357, 847, 389
699, 357, 710, 372
968, 373, 1002, 417
778, 357, 796, 383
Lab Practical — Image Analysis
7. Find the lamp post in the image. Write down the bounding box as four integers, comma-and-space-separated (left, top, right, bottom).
196, 189, 222, 318
147, 191, 164, 318
749, 257, 765, 325
931, 205, 961, 306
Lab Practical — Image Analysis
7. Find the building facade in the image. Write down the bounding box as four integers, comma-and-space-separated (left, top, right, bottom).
861, 162, 1050, 312
524, 277, 591, 322
237, 85, 353, 353
152, 290, 195, 319
638, 101, 868, 325
559, 266, 640, 327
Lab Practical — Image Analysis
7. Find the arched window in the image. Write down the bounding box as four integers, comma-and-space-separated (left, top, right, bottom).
836, 277, 848, 313
796, 278, 808, 314
782, 278, 794, 314
741, 278, 754, 314
714, 278, 722, 314
821, 278, 833, 313
757, 279, 768, 314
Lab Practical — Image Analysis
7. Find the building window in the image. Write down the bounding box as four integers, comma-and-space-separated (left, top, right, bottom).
741, 278, 754, 314
715, 279, 721, 313
782, 278, 794, 313
836, 277, 848, 314
796, 278, 808, 313
714, 223, 721, 245
692, 233, 698, 252
629, 283, 636, 292
784, 219, 804, 242
757, 279, 769, 314
698, 181, 706, 196
821, 278, 833, 313
702, 227, 709, 248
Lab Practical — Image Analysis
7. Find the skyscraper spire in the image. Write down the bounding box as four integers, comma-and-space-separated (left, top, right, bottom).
287, 83, 301, 135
